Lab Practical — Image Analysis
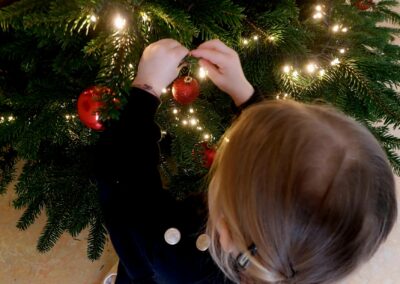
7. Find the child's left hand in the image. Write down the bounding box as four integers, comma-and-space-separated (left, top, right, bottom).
133, 39, 189, 97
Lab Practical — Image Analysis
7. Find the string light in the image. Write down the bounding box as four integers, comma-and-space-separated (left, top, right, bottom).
253, 35, 259, 41
197, 126, 203, 131
339, 48, 346, 54
313, 4, 324, 19
189, 108, 194, 113
203, 134, 210, 140
114, 15, 126, 30
306, 63, 317, 73
319, 69, 325, 77
172, 108, 178, 114
162, 88, 168, 94
332, 24, 340, 33
292, 70, 299, 78
90, 15, 97, 23
283, 65, 291, 74
199, 67, 207, 79
8, 116, 14, 121
182, 120, 188, 126
65, 115, 71, 120
190, 118, 198, 126
243, 39, 249, 45
268, 35, 276, 41
331, 58, 340, 66
0, 117, 5, 123
341, 27, 348, 33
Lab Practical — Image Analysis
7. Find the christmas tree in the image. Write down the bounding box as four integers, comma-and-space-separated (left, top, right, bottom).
1, 0, 400, 260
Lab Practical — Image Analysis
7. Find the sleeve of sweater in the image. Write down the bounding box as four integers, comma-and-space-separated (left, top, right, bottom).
95, 87, 170, 283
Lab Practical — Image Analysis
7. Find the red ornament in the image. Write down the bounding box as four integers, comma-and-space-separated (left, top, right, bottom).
354, 0, 374, 10
193, 142, 216, 169
172, 76, 200, 105
77, 86, 112, 131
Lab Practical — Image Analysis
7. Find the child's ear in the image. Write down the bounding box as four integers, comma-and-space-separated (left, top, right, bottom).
217, 217, 236, 253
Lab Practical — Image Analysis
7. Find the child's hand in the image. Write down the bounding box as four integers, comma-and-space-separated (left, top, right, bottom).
133, 39, 189, 97
191, 39, 254, 106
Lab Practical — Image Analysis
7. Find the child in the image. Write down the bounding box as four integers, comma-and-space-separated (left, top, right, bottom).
95, 39, 397, 284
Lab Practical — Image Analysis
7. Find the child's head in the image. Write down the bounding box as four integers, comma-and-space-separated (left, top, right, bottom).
207, 100, 397, 283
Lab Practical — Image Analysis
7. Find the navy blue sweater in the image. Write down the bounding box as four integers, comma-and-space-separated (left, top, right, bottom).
95, 87, 262, 283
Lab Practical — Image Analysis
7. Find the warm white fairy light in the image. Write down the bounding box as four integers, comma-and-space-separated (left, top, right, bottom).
339, 48, 346, 54
161, 130, 167, 135
319, 69, 325, 77
224, 137, 230, 143
199, 67, 207, 79
253, 35, 259, 41
190, 118, 198, 126
313, 12, 323, 19
197, 126, 203, 131
315, 5, 322, 11
283, 65, 291, 74
276, 94, 280, 100
292, 70, 299, 78
8, 116, 14, 121
331, 58, 340, 66
243, 39, 249, 45
341, 27, 348, 33
162, 88, 167, 94
90, 15, 97, 23
172, 108, 178, 114
332, 24, 340, 33
114, 15, 126, 30
306, 63, 317, 73
65, 115, 71, 120
284, 93, 288, 99
203, 134, 210, 140
0, 117, 4, 123
182, 120, 188, 126
189, 108, 194, 113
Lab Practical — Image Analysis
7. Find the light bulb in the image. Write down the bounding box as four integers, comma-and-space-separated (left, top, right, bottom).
243, 39, 249, 45
172, 109, 178, 114
315, 5, 322, 11
331, 58, 340, 66
114, 15, 126, 30
182, 120, 188, 126
204, 134, 210, 140
332, 25, 340, 33
199, 67, 207, 79
90, 15, 97, 22
283, 65, 291, 74
339, 48, 346, 54
189, 108, 194, 113
341, 27, 348, 33
313, 12, 323, 19
190, 118, 198, 126
253, 35, 259, 41
306, 63, 317, 73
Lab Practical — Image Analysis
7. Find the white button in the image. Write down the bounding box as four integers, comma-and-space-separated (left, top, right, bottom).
196, 234, 210, 251
164, 228, 181, 245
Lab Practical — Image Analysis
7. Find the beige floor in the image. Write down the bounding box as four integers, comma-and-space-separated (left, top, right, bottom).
0, 161, 118, 284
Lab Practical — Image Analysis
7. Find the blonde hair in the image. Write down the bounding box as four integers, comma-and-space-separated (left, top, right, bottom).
207, 100, 397, 283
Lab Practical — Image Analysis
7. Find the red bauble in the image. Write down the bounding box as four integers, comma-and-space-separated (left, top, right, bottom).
172, 76, 200, 105
77, 86, 112, 131
193, 142, 216, 169
354, 0, 374, 10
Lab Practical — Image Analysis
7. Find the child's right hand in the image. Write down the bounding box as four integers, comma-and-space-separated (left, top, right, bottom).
133, 39, 189, 98
191, 39, 254, 106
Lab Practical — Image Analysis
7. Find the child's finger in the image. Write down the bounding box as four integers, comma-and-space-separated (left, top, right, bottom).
197, 39, 234, 55
191, 48, 227, 67
173, 45, 190, 62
